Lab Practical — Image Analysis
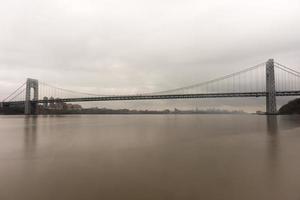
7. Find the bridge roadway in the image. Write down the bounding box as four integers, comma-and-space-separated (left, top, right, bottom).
3, 90, 300, 106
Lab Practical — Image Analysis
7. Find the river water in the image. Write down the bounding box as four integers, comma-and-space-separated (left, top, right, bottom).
0, 114, 300, 200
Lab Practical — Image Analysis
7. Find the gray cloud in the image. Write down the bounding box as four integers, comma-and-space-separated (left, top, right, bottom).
1, 0, 300, 110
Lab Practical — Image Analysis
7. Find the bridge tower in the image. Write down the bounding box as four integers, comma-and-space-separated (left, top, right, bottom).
266, 59, 277, 114
25, 78, 39, 115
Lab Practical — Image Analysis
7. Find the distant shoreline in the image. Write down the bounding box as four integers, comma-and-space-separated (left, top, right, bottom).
0, 112, 249, 115
0, 107, 246, 115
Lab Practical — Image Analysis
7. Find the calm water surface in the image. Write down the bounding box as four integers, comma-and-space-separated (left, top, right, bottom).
0, 114, 300, 200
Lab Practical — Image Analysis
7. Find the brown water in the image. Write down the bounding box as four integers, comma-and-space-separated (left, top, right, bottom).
0, 114, 300, 200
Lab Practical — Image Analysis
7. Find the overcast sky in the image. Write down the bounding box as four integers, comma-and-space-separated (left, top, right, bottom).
1, 0, 300, 110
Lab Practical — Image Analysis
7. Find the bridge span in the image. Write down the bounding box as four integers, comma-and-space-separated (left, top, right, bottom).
1, 59, 300, 115
4, 91, 300, 105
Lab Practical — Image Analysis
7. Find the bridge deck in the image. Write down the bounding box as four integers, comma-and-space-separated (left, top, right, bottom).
3, 91, 300, 105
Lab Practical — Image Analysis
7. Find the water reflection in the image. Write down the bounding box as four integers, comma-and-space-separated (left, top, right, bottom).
279, 115, 300, 130
267, 115, 278, 135
1, 114, 299, 200
267, 115, 279, 161
24, 116, 38, 157
266, 115, 281, 190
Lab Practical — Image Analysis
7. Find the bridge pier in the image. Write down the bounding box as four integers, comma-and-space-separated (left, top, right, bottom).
25, 78, 39, 115
266, 59, 277, 114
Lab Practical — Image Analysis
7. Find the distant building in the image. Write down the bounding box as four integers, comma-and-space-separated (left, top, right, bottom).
43, 97, 48, 108
72, 104, 82, 110
40, 96, 82, 112
256, 111, 265, 115
49, 97, 55, 109
66, 103, 82, 110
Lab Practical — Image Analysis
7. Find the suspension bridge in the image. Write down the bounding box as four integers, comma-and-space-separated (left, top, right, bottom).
1, 59, 300, 115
